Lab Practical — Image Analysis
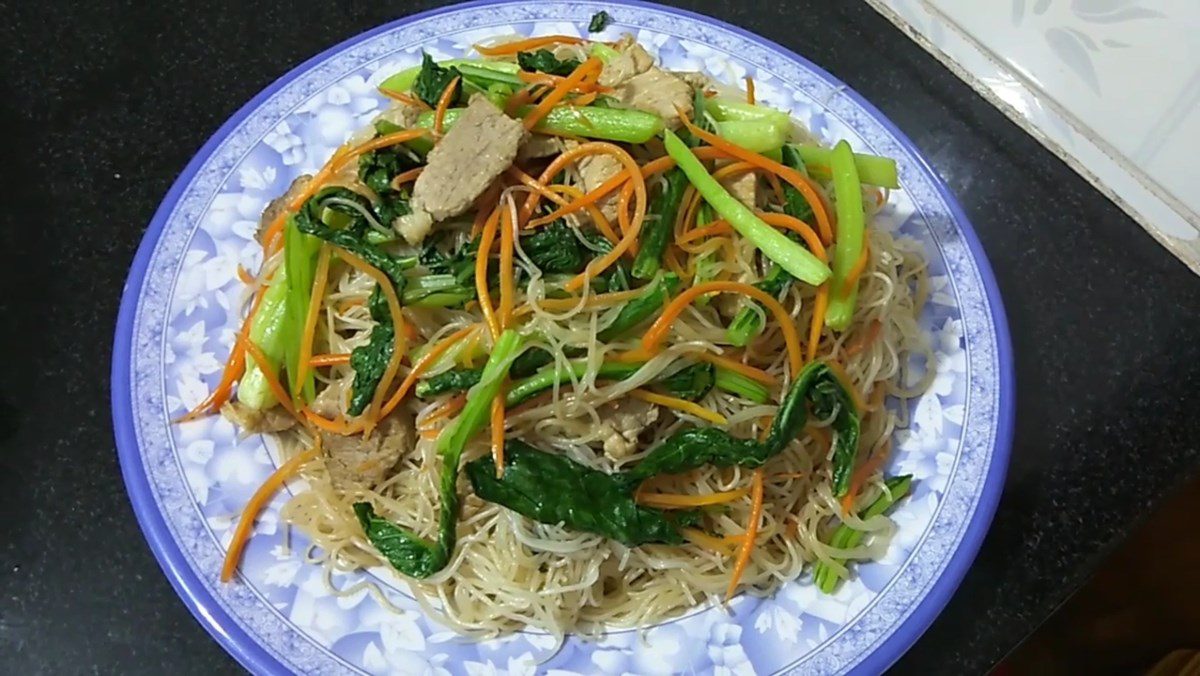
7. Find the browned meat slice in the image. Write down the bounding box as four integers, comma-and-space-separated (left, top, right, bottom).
405, 95, 526, 243
672, 70, 713, 92
597, 398, 660, 461
221, 401, 296, 435
613, 69, 693, 129
517, 134, 564, 162
323, 413, 414, 490
722, 171, 758, 209
257, 175, 312, 243
598, 35, 654, 87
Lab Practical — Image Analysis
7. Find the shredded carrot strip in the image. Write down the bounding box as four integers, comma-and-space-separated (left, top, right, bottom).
377, 87, 431, 110
498, 203, 516, 328
293, 245, 331, 397
679, 114, 835, 245
389, 167, 424, 189
309, 353, 351, 367
490, 396, 506, 478
629, 389, 728, 425
475, 205, 503, 339
726, 468, 764, 600
474, 34, 584, 56
763, 172, 786, 206
695, 352, 777, 386
433, 75, 460, 137
808, 284, 829, 364
745, 76, 756, 105
519, 70, 601, 93
772, 472, 808, 481
841, 440, 893, 513
241, 337, 299, 422
301, 407, 363, 435
177, 285, 268, 421
523, 57, 601, 130
824, 360, 865, 414
236, 265, 256, 285
504, 86, 537, 116
637, 487, 747, 509
571, 91, 598, 106
642, 281, 803, 376
664, 244, 690, 280
420, 429, 440, 440
379, 324, 480, 419
418, 394, 467, 430
682, 528, 739, 555
549, 184, 621, 245
844, 320, 883, 358
336, 249, 408, 431
220, 443, 320, 582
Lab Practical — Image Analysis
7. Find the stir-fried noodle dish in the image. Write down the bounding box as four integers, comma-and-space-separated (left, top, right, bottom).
181, 24, 933, 641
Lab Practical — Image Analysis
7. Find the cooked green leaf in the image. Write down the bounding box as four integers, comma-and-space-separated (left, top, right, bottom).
347, 285, 395, 415
521, 221, 587, 274
655, 362, 715, 401
517, 49, 582, 76
587, 10, 613, 32
413, 52, 464, 108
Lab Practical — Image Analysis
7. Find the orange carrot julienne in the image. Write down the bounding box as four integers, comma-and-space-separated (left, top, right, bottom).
418, 393, 467, 430
301, 407, 363, 435
629, 389, 728, 425
433, 75, 460, 137
490, 395, 506, 478
379, 324, 480, 419
637, 487, 748, 509
475, 205, 502, 339
309, 353, 351, 367
642, 281, 803, 377
293, 245, 331, 398
695, 352, 778, 386
678, 212, 827, 264
523, 57, 602, 130
726, 468, 764, 600
808, 284, 830, 364
241, 336, 299, 422
378, 87, 431, 110
549, 184, 621, 245
236, 265, 256, 285
177, 284, 268, 422
389, 166, 424, 189
682, 527, 741, 555
474, 34, 584, 56
220, 443, 320, 582
678, 113, 835, 246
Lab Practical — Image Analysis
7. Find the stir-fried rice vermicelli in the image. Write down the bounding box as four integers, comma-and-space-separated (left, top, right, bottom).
185, 27, 933, 642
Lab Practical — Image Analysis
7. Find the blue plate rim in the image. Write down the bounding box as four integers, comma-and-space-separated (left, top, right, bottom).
111, 1, 1015, 673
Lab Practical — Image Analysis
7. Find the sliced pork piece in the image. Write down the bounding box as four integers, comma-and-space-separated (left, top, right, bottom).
405, 95, 526, 243
613, 68, 693, 129
517, 134, 564, 162
598, 35, 654, 87
323, 413, 414, 490
597, 398, 660, 461
221, 401, 296, 435
671, 70, 714, 92
257, 175, 312, 243
722, 172, 758, 210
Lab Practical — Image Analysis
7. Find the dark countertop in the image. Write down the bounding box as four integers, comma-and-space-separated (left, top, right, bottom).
2, 1, 1198, 674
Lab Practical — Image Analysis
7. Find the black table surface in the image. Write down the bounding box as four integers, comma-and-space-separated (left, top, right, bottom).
3, 0, 1199, 674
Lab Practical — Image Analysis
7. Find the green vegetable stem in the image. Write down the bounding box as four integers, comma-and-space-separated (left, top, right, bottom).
414, 105, 663, 145
664, 129, 830, 286
825, 140, 866, 331
597, 272, 680, 341
631, 168, 689, 280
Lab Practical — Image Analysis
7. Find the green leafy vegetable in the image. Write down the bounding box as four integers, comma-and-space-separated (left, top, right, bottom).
517, 49, 582, 76
412, 53, 464, 108
588, 10, 613, 32
713, 119, 790, 153
415, 368, 482, 399
597, 272, 680, 341
521, 221, 587, 274
466, 361, 862, 544
825, 140, 866, 331
401, 273, 474, 308
358, 143, 419, 197
780, 144, 815, 222
713, 368, 771, 404
792, 144, 899, 189
356, 329, 524, 578
379, 59, 519, 96
813, 475, 912, 593
588, 42, 620, 63
656, 362, 715, 401
237, 254, 291, 410
664, 129, 830, 286
293, 188, 416, 289
419, 105, 663, 144
468, 440, 697, 547
631, 167, 689, 280
347, 286, 395, 416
